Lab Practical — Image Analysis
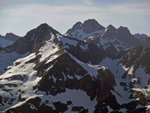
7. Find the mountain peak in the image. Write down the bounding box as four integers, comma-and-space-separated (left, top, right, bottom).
34, 23, 59, 34
0, 32, 20, 46
117, 26, 131, 35
102, 24, 116, 38
66, 19, 105, 40
25, 23, 59, 39
82, 19, 105, 33
107, 24, 116, 30
7, 23, 61, 53
5, 32, 18, 37
36, 23, 50, 30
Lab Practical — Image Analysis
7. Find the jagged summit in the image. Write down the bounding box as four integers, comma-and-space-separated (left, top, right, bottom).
102, 25, 131, 39
7, 23, 61, 53
100, 24, 137, 46
66, 19, 105, 40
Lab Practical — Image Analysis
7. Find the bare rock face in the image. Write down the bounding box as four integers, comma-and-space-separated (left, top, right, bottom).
102, 25, 116, 38
116, 26, 131, 38
138, 37, 150, 48
82, 19, 105, 34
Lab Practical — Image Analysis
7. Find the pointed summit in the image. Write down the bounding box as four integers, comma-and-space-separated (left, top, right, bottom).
102, 25, 116, 38
25, 23, 59, 38
106, 24, 116, 30
35, 23, 51, 32
35, 23, 58, 33
7, 23, 61, 53
66, 19, 105, 40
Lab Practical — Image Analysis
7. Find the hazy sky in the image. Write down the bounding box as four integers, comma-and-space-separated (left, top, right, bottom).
0, 0, 150, 36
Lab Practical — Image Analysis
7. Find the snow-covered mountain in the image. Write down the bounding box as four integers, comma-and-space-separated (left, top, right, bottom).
0, 19, 150, 113
0, 33, 20, 47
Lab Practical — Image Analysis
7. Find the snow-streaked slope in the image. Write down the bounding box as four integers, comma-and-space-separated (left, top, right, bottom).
0, 32, 111, 112
101, 58, 136, 104
0, 52, 38, 111
39, 89, 96, 113
101, 57, 150, 107
99, 37, 132, 51
0, 33, 62, 111
38, 34, 60, 62
0, 51, 29, 75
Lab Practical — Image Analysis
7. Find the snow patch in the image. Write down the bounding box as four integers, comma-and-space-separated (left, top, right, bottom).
101, 58, 135, 104
38, 34, 59, 62
99, 37, 132, 51
40, 89, 97, 113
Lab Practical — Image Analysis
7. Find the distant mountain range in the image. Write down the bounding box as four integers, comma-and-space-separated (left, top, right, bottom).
0, 19, 150, 113
0, 33, 20, 47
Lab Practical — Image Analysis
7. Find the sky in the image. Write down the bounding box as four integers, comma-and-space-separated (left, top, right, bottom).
0, 0, 150, 36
